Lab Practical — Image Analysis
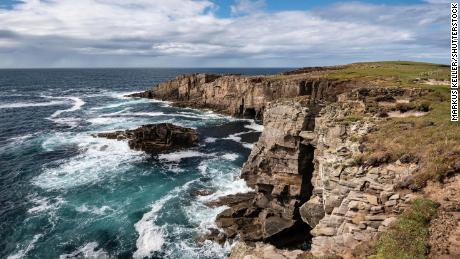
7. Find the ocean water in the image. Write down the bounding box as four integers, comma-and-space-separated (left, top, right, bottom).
0, 68, 287, 259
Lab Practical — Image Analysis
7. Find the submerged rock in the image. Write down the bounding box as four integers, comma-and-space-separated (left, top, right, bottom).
94, 123, 198, 153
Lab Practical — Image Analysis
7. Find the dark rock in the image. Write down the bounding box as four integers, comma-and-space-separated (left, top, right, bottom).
94, 123, 198, 154
376, 110, 388, 118
191, 189, 214, 197
375, 95, 396, 102
399, 154, 419, 164
365, 152, 392, 166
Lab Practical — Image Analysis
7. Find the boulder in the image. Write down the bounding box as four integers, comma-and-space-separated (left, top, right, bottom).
299, 197, 325, 228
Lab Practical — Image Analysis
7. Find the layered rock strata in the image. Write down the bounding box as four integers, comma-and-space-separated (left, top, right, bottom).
213, 87, 427, 257
304, 98, 418, 257
127, 73, 357, 121
94, 123, 198, 153
213, 98, 318, 247
128, 72, 432, 257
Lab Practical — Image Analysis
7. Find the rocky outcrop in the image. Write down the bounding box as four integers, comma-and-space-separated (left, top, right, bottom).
213, 98, 318, 247
94, 123, 198, 153
128, 73, 359, 121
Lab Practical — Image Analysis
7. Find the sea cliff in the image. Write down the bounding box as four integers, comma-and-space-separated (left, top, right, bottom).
130, 62, 459, 258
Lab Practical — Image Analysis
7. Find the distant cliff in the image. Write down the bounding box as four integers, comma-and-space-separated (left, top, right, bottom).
128, 72, 358, 121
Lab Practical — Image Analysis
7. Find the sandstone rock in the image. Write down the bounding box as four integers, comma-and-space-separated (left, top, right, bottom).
94, 123, 198, 153
384, 200, 397, 207
312, 226, 336, 236
128, 73, 357, 121
366, 194, 379, 206
228, 242, 309, 259
299, 197, 325, 228
263, 216, 295, 238
365, 215, 387, 221
381, 217, 397, 227
389, 193, 400, 200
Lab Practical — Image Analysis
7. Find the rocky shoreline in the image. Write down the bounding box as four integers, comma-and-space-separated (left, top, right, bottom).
128, 66, 458, 258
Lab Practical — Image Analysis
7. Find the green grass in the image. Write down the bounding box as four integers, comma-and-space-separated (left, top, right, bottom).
364, 84, 460, 188
325, 61, 449, 86
371, 199, 438, 259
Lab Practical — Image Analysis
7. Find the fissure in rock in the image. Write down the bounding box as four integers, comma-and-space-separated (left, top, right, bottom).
266, 137, 317, 250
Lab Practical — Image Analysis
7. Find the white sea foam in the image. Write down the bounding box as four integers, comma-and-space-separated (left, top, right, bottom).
99, 107, 132, 117
58, 242, 111, 259
35, 134, 146, 190
0, 101, 66, 109
224, 133, 242, 142
196, 159, 252, 202
158, 150, 209, 163
242, 143, 254, 149
7, 234, 43, 259
244, 121, 264, 132
7, 133, 35, 145
204, 137, 217, 143
222, 153, 239, 161
110, 112, 165, 117
49, 117, 81, 128
28, 196, 65, 214
224, 131, 257, 149
133, 180, 196, 259
76, 204, 114, 215
49, 97, 85, 118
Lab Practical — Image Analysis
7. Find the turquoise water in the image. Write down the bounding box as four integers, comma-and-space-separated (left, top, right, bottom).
0, 68, 286, 259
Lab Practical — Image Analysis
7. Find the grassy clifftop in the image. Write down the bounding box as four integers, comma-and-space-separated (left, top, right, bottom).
325, 61, 449, 86
283, 61, 457, 258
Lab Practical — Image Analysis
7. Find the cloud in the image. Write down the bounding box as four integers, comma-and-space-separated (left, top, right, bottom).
0, 0, 450, 67
230, 0, 266, 15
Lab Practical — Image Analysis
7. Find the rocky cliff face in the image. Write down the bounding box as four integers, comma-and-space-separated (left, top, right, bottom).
214, 87, 426, 257
213, 98, 318, 247
128, 73, 357, 121
129, 71, 437, 257
304, 93, 419, 257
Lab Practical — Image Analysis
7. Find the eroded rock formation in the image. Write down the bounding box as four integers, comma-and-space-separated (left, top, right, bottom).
213, 98, 318, 247
94, 123, 198, 153
128, 70, 440, 257
127, 73, 358, 121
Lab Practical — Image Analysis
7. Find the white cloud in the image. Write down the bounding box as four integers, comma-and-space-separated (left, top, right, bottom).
230, 0, 266, 15
0, 0, 450, 67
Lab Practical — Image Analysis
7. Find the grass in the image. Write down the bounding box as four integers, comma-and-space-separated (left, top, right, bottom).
275, 61, 456, 187
371, 199, 438, 259
363, 83, 460, 188
325, 61, 449, 87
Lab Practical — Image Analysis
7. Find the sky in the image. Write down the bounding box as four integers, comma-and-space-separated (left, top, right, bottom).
0, 0, 453, 68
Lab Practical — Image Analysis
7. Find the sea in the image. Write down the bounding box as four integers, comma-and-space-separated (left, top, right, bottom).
0, 68, 288, 259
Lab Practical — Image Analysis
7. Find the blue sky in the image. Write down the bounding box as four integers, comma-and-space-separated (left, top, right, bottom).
0, 0, 452, 67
